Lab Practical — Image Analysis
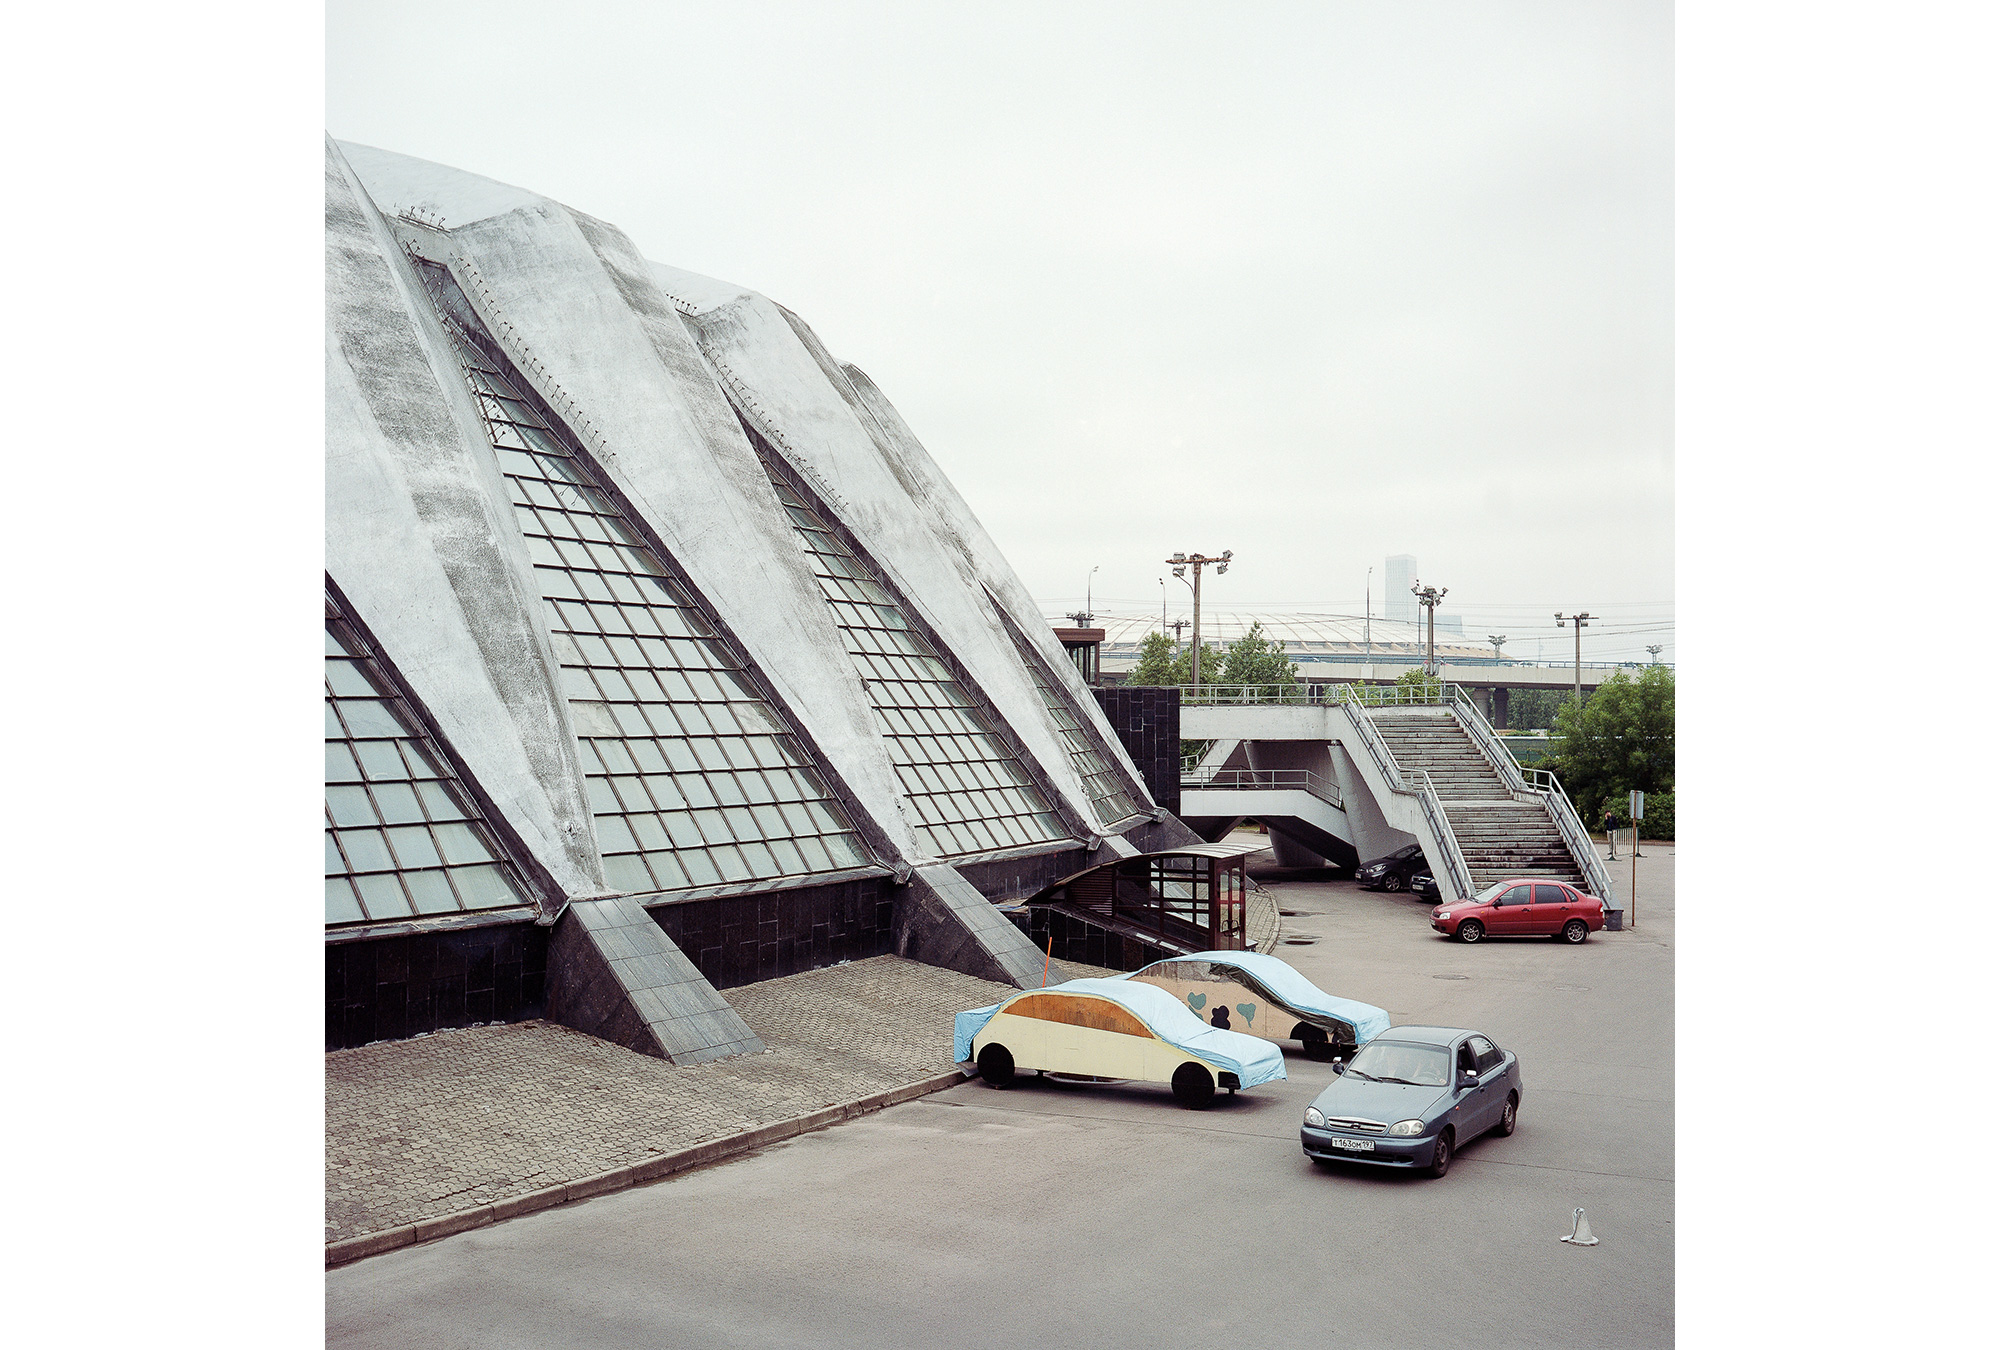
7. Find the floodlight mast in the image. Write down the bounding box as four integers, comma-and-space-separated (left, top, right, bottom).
1164, 550, 1231, 688
1410, 582, 1448, 676
1555, 612, 1595, 704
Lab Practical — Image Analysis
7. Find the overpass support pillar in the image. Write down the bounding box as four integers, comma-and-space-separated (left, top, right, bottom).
1492, 686, 1510, 730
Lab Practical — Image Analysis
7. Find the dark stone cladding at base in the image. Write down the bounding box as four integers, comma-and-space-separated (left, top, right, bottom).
1118, 814, 1205, 853
1006, 906, 1175, 973
953, 848, 1092, 904
326, 921, 548, 1051
646, 875, 894, 991
1092, 686, 1181, 818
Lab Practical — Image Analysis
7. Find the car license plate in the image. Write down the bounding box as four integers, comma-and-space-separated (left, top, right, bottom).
1328, 1137, 1375, 1152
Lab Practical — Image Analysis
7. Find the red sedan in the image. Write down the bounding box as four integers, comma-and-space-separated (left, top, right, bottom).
1431, 879, 1606, 944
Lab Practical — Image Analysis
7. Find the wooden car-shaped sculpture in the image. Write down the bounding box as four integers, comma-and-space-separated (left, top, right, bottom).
954, 978, 1286, 1109
1122, 951, 1391, 1061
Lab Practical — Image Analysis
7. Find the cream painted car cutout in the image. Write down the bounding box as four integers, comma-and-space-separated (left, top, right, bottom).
959, 979, 1286, 1109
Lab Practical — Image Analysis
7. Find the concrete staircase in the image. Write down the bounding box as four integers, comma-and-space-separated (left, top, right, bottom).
1368, 712, 1514, 801
1435, 803, 1583, 889
1367, 709, 1583, 890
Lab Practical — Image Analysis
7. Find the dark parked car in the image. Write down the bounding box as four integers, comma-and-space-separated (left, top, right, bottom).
1410, 871, 1439, 902
1356, 843, 1427, 892
1299, 1025, 1522, 1178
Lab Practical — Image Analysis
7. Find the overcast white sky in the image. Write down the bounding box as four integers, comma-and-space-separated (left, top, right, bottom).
328, 1, 1673, 662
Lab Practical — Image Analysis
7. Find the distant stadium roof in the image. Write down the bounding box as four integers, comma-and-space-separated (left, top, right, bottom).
1052, 610, 1494, 667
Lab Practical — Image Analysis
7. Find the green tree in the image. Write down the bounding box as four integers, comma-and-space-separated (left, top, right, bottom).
1127, 631, 1224, 687
1501, 687, 1568, 730
1219, 621, 1299, 694
1393, 667, 1444, 700
1548, 666, 1675, 826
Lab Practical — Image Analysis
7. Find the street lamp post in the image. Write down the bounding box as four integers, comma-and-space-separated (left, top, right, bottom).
1487, 634, 1507, 660
1646, 644, 1663, 664
1166, 550, 1232, 688
1554, 612, 1595, 704
1410, 582, 1447, 676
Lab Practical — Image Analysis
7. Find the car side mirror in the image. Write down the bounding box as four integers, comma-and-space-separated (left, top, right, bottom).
1459, 1070, 1478, 1090
1330, 1060, 1346, 1075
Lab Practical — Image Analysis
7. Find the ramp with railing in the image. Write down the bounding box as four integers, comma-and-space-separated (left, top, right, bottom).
1177, 766, 1357, 872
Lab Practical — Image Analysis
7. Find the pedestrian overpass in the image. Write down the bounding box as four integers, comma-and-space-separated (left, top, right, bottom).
1178, 768, 1358, 871
1174, 684, 1615, 920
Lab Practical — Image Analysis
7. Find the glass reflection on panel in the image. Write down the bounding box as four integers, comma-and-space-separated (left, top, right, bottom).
755, 452, 1071, 860
422, 302, 873, 896
324, 598, 533, 926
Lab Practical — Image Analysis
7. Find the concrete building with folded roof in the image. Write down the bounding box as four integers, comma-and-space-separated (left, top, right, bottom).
324, 138, 1195, 1061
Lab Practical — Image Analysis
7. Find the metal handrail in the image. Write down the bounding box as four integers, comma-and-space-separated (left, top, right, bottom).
1333, 697, 1407, 793
1446, 686, 1529, 793
1179, 767, 1344, 811
1415, 770, 1477, 904
1177, 683, 1320, 705
1333, 682, 1450, 708
1444, 686, 1613, 901
1522, 767, 1615, 901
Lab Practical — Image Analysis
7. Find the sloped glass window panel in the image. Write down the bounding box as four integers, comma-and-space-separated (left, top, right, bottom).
751, 452, 1071, 859
1008, 628, 1145, 828
324, 595, 534, 927
420, 295, 872, 896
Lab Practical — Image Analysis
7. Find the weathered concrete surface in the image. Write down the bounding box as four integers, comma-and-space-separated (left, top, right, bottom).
329, 849, 1673, 1349
338, 141, 1150, 874
684, 290, 1102, 842
326, 139, 604, 902
394, 191, 919, 867
837, 358, 1152, 824
325, 955, 1016, 1247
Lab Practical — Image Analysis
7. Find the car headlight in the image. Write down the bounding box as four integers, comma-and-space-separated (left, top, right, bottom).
1385, 1119, 1426, 1137
1305, 1107, 1326, 1128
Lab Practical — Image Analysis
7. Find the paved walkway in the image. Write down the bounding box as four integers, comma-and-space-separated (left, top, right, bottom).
326, 955, 1016, 1245
327, 884, 1283, 1249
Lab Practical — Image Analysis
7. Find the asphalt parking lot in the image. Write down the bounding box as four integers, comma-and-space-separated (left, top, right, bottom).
328, 846, 1674, 1349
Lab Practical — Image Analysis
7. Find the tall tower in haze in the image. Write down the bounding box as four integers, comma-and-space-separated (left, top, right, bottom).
1384, 554, 1417, 623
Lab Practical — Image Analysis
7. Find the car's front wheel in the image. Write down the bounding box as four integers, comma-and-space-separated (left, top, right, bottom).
976, 1042, 1015, 1087
1562, 919, 1589, 944
1493, 1092, 1518, 1137
1427, 1130, 1454, 1178
1171, 1062, 1216, 1110
1383, 874, 1406, 893
1456, 919, 1484, 944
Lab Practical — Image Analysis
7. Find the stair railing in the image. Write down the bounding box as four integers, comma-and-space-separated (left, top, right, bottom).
1179, 766, 1344, 811
1445, 685, 1529, 792
1416, 770, 1477, 904
1332, 683, 1450, 709
1519, 768, 1616, 900
1443, 686, 1613, 901
1333, 698, 1407, 793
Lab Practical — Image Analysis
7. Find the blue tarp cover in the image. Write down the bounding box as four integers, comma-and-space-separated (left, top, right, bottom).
1121, 951, 1392, 1045
954, 978, 1288, 1088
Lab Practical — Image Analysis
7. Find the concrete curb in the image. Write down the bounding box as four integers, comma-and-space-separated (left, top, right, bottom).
326, 1067, 967, 1269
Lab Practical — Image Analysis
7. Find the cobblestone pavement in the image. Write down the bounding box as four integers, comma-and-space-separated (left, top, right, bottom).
327, 886, 1281, 1246
326, 956, 1015, 1244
